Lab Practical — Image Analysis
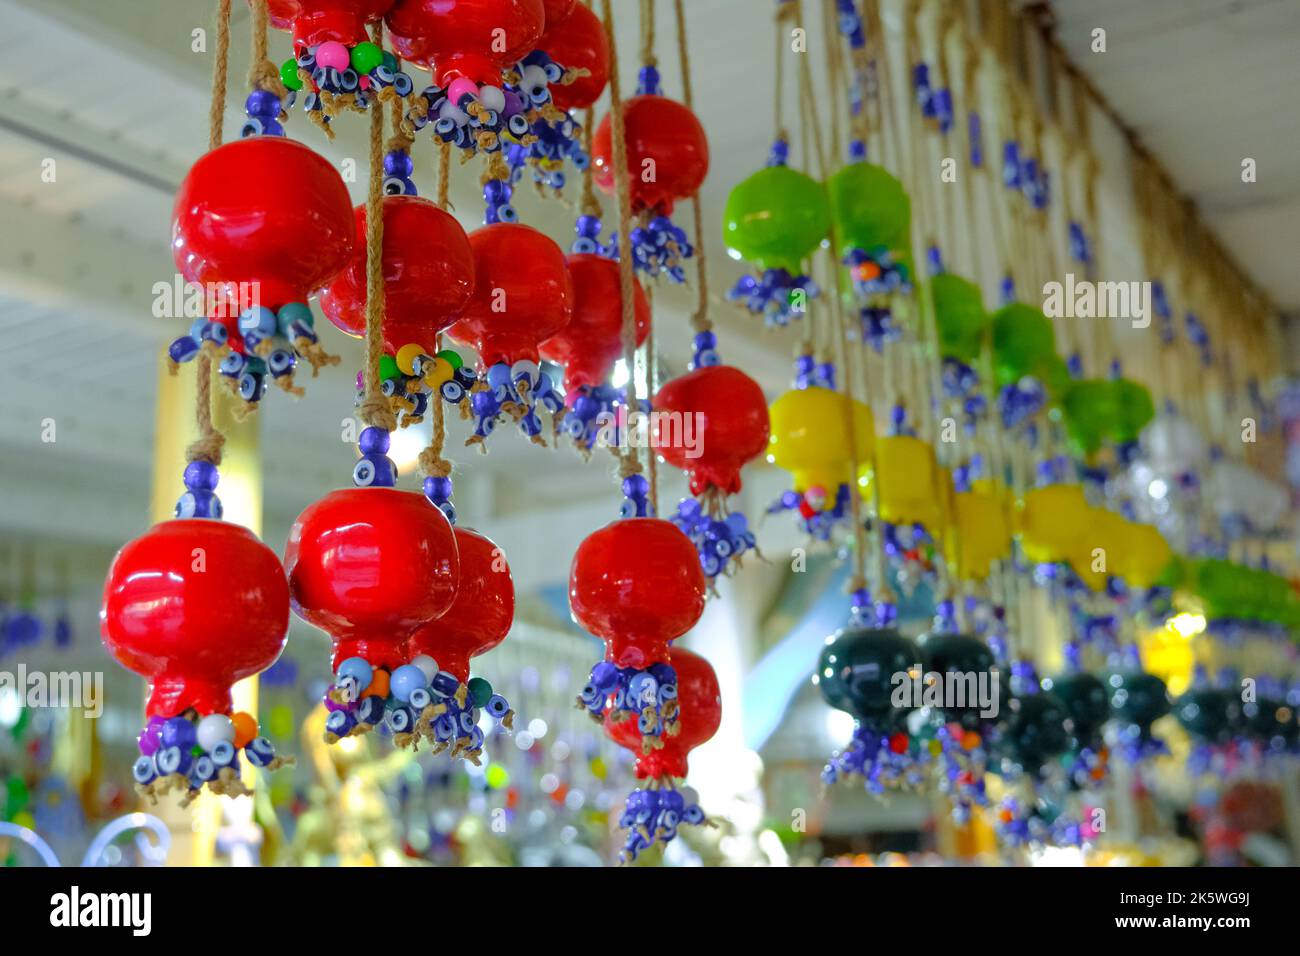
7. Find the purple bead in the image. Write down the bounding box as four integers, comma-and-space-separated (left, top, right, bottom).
576, 214, 601, 238
246, 89, 281, 117
358, 426, 390, 455
621, 474, 649, 499
383, 150, 414, 177
424, 475, 453, 502
160, 715, 197, 751
183, 460, 220, 492
138, 716, 166, 756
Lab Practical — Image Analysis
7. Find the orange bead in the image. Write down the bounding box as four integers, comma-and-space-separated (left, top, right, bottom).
231, 711, 258, 748
961, 731, 982, 751
364, 668, 390, 699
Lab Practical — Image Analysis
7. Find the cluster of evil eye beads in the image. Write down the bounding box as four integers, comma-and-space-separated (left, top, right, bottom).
276, 41, 416, 131
577, 660, 679, 744
570, 212, 694, 282
406, 50, 572, 161
359, 346, 476, 437
670, 501, 756, 579
728, 268, 820, 327
132, 709, 286, 806
769, 485, 852, 543
168, 302, 328, 408
844, 246, 912, 298
466, 359, 567, 447
821, 724, 925, 795
617, 783, 706, 863
324, 655, 513, 764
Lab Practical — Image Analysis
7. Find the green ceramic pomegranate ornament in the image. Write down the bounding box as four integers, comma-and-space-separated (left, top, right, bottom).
991, 303, 1056, 387
930, 273, 988, 362
827, 162, 911, 252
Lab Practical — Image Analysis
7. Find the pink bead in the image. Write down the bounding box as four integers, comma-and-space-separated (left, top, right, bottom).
355, 371, 364, 390
316, 41, 350, 71
448, 77, 478, 105
359, 75, 370, 91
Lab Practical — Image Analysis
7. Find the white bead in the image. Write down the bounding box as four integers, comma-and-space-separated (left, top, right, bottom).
196, 714, 236, 751
478, 84, 506, 112
410, 654, 439, 682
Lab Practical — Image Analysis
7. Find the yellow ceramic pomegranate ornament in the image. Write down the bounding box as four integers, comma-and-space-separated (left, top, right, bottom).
1017, 482, 1090, 564
857, 435, 946, 531
946, 479, 1012, 581
1066, 506, 1131, 591
767, 385, 874, 497
1111, 520, 1173, 589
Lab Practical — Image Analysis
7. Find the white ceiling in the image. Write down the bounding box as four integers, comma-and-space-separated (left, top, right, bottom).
1050, 0, 1300, 311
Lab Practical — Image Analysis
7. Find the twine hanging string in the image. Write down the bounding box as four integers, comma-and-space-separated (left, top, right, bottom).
672, 0, 711, 334
247, 0, 286, 98
601, 0, 642, 483
580, 106, 601, 218
358, 22, 397, 433
186, 0, 234, 468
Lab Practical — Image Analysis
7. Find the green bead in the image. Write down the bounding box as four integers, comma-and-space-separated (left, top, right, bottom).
467, 677, 493, 708
379, 355, 400, 381
826, 162, 910, 254
280, 58, 303, 91
721, 165, 830, 272
436, 348, 463, 370
190, 744, 204, 757
929, 273, 987, 362
350, 41, 384, 75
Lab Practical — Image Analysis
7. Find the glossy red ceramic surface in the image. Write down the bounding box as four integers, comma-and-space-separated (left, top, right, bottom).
591, 95, 709, 215
537, 1, 609, 111
539, 253, 647, 392
408, 526, 514, 682
264, 0, 394, 47
386, 0, 545, 84
654, 365, 771, 496
283, 488, 460, 670
606, 647, 721, 779
447, 223, 573, 367
318, 196, 475, 352
569, 518, 705, 669
173, 137, 355, 309
100, 520, 290, 719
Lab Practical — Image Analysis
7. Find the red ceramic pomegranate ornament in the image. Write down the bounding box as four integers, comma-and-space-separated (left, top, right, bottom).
264, 0, 394, 47
447, 223, 574, 448
387, 0, 545, 87
541, 253, 648, 393
405, 526, 517, 760
605, 647, 720, 862
319, 195, 475, 354
571, 517, 705, 757
171, 136, 354, 406
101, 512, 293, 805
284, 485, 461, 743
591, 95, 708, 217
536, 1, 610, 112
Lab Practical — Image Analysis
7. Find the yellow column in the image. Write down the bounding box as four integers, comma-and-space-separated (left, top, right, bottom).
148, 349, 263, 866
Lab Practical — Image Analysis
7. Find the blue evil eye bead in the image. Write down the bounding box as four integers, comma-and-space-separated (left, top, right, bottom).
510, 358, 540, 388
423, 475, 453, 504
201, 321, 229, 346
161, 716, 197, 751
155, 745, 192, 777
434, 714, 456, 742
437, 501, 457, 524
389, 664, 428, 703
572, 235, 598, 254
467, 677, 493, 708
591, 661, 619, 690
627, 672, 658, 705
237, 370, 265, 402
190, 754, 216, 784
219, 351, 247, 377
209, 740, 237, 768
486, 694, 510, 720
384, 150, 414, 177
458, 710, 476, 735
175, 490, 221, 519
386, 706, 416, 735
183, 459, 220, 493
408, 687, 432, 711
132, 755, 158, 785
246, 89, 280, 117
507, 112, 529, 137
353, 454, 397, 487
432, 670, 461, 698
409, 654, 439, 682
169, 335, 200, 364
579, 682, 603, 708
244, 736, 277, 767
336, 656, 373, 694
468, 726, 485, 752
267, 347, 296, 378
439, 378, 466, 402
355, 695, 386, 727
392, 72, 414, 96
